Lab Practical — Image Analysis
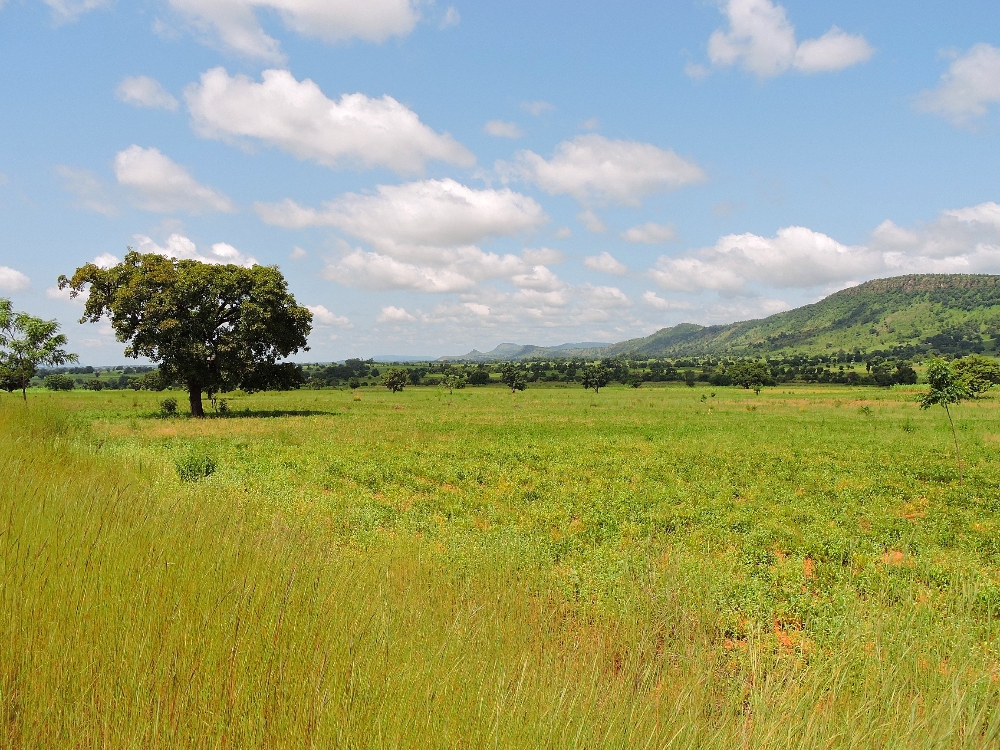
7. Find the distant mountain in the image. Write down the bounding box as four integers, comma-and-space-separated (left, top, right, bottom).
438, 275, 1000, 362
605, 274, 1000, 358
439, 341, 612, 362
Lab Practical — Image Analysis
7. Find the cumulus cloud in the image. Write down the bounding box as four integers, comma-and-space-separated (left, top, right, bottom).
439, 6, 460, 29
41, 0, 110, 22
577, 210, 607, 233
290, 246, 307, 259
325, 250, 479, 293
165, 0, 420, 62
0, 266, 30, 292
132, 233, 256, 266
306, 304, 352, 328
116, 76, 179, 111
484, 120, 523, 138
642, 291, 693, 311
622, 221, 676, 244
521, 247, 565, 265
701, 0, 873, 78
55, 165, 117, 216
114, 145, 234, 214
521, 101, 554, 116
649, 201, 1000, 296
186, 68, 474, 175
256, 178, 545, 258
377, 305, 416, 323
584, 251, 627, 275
93, 252, 120, 269
916, 43, 1000, 126
501, 134, 706, 206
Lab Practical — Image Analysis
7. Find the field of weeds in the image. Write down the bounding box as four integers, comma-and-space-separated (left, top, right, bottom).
3, 383, 1000, 747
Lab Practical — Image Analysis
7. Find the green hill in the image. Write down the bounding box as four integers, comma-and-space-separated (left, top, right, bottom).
605, 274, 1000, 358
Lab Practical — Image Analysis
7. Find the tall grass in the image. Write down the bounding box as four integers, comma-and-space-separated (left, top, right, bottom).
2, 393, 999, 748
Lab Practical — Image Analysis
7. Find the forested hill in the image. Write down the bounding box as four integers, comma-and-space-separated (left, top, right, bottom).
605, 274, 1000, 358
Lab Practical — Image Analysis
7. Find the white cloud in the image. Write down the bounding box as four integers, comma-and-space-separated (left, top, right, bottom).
501, 134, 706, 206
554, 227, 573, 239
256, 179, 545, 259
0, 266, 30, 292
132, 233, 257, 266
166, 0, 420, 62
916, 44, 1000, 126
649, 201, 1000, 296
650, 226, 873, 293
116, 76, 179, 111
511, 265, 566, 292
584, 251, 627, 275
521, 247, 565, 265
186, 68, 474, 175
622, 221, 676, 244
484, 120, 523, 138
93, 252, 120, 269
114, 146, 234, 214
41, 0, 110, 23
439, 6, 460, 29
55, 165, 117, 216
577, 210, 607, 233
702, 0, 872, 78
521, 100, 554, 116
642, 291, 693, 311
290, 246, 307, 259
325, 249, 479, 293
377, 305, 416, 323
307, 304, 352, 328
579, 284, 632, 309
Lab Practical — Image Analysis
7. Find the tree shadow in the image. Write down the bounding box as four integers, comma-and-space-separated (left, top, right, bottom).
143, 409, 338, 420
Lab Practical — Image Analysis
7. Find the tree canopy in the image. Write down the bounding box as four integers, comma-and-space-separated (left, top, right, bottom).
727, 361, 774, 394
0, 298, 78, 400
58, 252, 311, 417
581, 363, 611, 393
500, 363, 527, 393
919, 358, 972, 484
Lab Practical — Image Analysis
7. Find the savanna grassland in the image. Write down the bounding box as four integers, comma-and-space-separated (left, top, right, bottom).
3, 383, 1000, 748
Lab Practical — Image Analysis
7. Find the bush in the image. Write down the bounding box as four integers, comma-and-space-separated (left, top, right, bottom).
175, 452, 217, 482
84, 379, 104, 391
467, 370, 491, 386
382, 369, 408, 393
44, 374, 75, 391
160, 397, 178, 415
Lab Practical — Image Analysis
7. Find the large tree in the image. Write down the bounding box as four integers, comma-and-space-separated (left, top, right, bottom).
0, 297, 78, 400
59, 252, 312, 417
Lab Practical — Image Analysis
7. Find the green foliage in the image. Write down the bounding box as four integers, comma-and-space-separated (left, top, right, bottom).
499, 362, 527, 393
159, 397, 178, 415
83, 379, 104, 391
382, 368, 408, 393
581, 363, 611, 392
952, 353, 1000, 395
919, 359, 971, 410
132, 370, 169, 391
0, 297, 78, 399
467, 369, 491, 386
58, 252, 311, 416
44, 374, 75, 391
348, 377, 361, 390
442, 372, 467, 393
726, 360, 775, 394
174, 451, 216, 481
626, 372, 643, 388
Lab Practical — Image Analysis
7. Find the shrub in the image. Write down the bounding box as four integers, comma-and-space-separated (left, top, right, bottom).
467, 370, 491, 386
84, 379, 104, 391
44, 374, 75, 391
175, 452, 217, 482
160, 397, 178, 415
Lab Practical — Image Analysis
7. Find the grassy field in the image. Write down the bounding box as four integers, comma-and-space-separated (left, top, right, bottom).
3, 382, 1000, 747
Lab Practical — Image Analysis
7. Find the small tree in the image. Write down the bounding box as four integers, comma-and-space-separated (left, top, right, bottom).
727, 360, 774, 395
382, 368, 408, 393
919, 358, 972, 484
500, 362, 527, 393
581, 363, 611, 393
44, 374, 76, 391
626, 372, 643, 389
0, 298, 78, 400
442, 372, 466, 394
952, 354, 1000, 396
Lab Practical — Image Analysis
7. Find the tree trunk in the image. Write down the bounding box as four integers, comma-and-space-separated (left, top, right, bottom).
188, 382, 205, 418
945, 404, 963, 485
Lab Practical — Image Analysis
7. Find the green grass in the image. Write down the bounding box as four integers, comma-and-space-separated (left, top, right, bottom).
3, 383, 1000, 747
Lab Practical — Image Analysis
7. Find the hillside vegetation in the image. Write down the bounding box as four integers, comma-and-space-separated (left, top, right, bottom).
607, 275, 1000, 358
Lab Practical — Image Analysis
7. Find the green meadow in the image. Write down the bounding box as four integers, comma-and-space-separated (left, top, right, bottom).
3, 382, 1000, 747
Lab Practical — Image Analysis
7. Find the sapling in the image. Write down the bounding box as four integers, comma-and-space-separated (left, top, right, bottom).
919, 358, 971, 484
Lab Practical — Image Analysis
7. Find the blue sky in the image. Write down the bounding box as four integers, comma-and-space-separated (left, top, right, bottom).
1, 0, 999, 362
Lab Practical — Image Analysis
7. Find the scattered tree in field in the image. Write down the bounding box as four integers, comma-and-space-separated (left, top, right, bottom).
348, 377, 361, 390
59, 252, 311, 417
382, 368, 408, 392
408, 367, 427, 386
467, 369, 491, 386
500, 363, 527, 393
952, 354, 1000, 396
44, 374, 75, 391
727, 361, 775, 394
0, 297, 78, 400
919, 358, 972, 484
626, 372, 643, 388
581, 363, 611, 393
442, 372, 466, 394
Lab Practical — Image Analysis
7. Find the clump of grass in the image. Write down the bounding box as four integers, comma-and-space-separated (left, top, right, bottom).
174, 450, 216, 481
